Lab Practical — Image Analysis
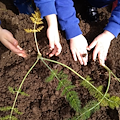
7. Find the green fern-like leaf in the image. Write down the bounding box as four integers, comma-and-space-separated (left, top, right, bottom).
108, 96, 120, 109
0, 106, 12, 111
57, 71, 68, 79
20, 91, 30, 96
69, 100, 100, 120
0, 106, 22, 115
45, 70, 58, 82
46, 70, 81, 113
56, 79, 71, 91
79, 100, 100, 120
81, 75, 120, 109
0, 115, 18, 120
81, 78, 103, 99
61, 85, 75, 96
67, 91, 81, 112
8, 86, 29, 97
13, 108, 22, 115
8, 87, 15, 94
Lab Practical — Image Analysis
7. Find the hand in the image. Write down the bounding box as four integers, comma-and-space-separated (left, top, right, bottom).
0, 27, 26, 58
47, 26, 62, 57
70, 34, 88, 65
87, 30, 115, 65
45, 14, 62, 57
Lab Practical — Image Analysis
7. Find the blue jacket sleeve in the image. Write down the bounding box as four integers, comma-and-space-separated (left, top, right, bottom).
34, 0, 57, 18
56, 0, 82, 40
104, 0, 120, 37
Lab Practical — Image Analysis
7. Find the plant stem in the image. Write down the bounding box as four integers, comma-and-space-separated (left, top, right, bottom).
40, 57, 110, 101
76, 68, 111, 120
9, 58, 40, 120
41, 58, 80, 106
34, 22, 41, 56
103, 65, 120, 82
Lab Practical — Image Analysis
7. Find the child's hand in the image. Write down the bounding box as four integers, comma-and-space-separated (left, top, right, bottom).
87, 30, 115, 65
45, 14, 62, 57
47, 26, 62, 57
0, 27, 26, 58
70, 34, 88, 65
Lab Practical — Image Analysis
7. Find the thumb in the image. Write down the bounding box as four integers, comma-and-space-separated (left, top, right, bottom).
87, 40, 97, 51
55, 42, 62, 56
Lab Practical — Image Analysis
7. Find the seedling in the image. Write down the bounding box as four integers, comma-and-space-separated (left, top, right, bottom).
1, 11, 120, 120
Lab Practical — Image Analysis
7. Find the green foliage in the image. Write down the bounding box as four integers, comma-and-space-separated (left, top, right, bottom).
78, 100, 100, 120
0, 106, 22, 120
0, 115, 18, 120
0, 87, 28, 120
69, 100, 100, 120
0, 106, 22, 115
81, 75, 120, 109
45, 70, 81, 113
8, 86, 29, 97
80, 76, 103, 99
45, 70, 58, 82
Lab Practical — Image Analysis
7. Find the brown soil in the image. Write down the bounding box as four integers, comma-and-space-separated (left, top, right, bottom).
0, 0, 120, 120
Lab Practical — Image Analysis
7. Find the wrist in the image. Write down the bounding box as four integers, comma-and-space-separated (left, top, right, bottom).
103, 30, 115, 41
45, 14, 58, 27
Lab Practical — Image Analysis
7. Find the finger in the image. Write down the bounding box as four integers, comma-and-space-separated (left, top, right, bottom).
10, 45, 26, 58
55, 43, 62, 56
87, 39, 97, 50
49, 47, 57, 57
92, 45, 100, 61
82, 53, 88, 66
7, 34, 24, 51
17, 45, 23, 51
76, 52, 83, 65
98, 50, 107, 65
9, 38, 26, 57
4, 31, 19, 46
2, 39, 26, 57
17, 52, 27, 58
98, 52, 105, 66
71, 50, 77, 61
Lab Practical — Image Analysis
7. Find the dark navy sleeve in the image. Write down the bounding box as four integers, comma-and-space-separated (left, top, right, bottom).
0, 20, 1, 25
34, 0, 57, 18
104, 0, 120, 37
56, 0, 82, 40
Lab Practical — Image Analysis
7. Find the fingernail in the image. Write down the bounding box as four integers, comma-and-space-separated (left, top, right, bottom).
50, 47, 54, 50
86, 47, 90, 51
18, 53, 23, 57
17, 45, 23, 50
49, 54, 53, 57
74, 58, 77, 61
18, 53, 27, 58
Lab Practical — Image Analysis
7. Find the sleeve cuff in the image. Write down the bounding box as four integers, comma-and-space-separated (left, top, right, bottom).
65, 24, 82, 40
37, 1, 57, 18
104, 22, 120, 38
